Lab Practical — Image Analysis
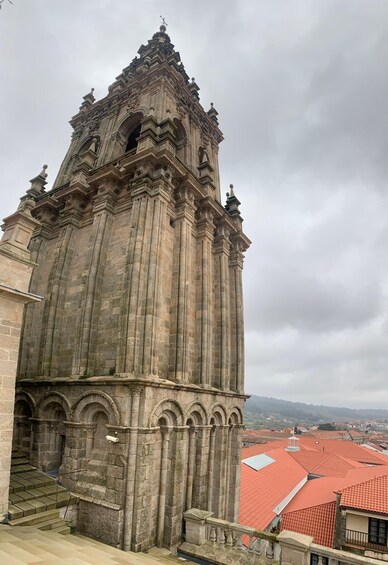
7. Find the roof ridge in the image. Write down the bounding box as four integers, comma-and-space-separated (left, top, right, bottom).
283, 500, 336, 515
337, 469, 388, 494
309, 452, 333, 473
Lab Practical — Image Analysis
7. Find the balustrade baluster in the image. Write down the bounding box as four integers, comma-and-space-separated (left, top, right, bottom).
253, 537, 262, 555
236, 533, 244, 550
248, 535, 254, 552
210, 525, 216, 544
266, 540, 274, 563
217, 527, 225, 548
226, 530, 233, 547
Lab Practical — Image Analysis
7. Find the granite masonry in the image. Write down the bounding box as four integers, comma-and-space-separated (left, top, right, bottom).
0, 182, 43, 521
13, 25, 250, 552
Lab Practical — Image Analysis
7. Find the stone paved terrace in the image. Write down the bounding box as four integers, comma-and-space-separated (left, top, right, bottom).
8, 452, 77, 523
0, 525, 190, 564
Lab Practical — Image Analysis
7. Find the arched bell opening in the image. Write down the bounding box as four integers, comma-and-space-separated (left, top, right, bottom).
173, 118, 187, 164
125, 123, 142, 153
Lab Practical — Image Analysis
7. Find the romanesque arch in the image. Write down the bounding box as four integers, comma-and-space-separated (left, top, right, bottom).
210, 403, 227, 425
13, 392, 36, 454
184, 401, 207, 426
72, 391, 120, 425
149, 399, 184, 428
35, 392, 71, 474
37, 391, 71, 421
184, 401, 208, 513
228, 406, 243, 425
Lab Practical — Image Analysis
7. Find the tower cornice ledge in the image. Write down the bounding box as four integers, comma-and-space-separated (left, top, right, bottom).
17, 376, 248, 399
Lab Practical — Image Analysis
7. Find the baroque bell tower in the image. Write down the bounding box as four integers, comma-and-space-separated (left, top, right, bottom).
15, 24, 251, 551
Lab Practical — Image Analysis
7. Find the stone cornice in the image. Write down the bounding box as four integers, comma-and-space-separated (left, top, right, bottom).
0, 284, 42, 304
18, 376, 248, 399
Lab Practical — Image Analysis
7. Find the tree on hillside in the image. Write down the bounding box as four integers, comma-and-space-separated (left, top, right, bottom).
318, 423, 336, 431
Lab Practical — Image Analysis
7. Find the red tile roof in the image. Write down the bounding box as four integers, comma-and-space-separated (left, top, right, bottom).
281, 502, 336, 547
239, 447, 307, 530
289, 451, 362, 477
296, 438, 387, 465
338, 472, 388, 515
283, 477, 338, 513
239, 438, 388, 538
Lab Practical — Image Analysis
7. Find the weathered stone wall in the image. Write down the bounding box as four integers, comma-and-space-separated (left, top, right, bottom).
16, 379, 244, 549
0, 201, 42, 521
77, 500, 122, 547
15, 25, 250, 552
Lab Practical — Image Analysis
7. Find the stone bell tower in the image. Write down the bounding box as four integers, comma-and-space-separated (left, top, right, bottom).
15, 24, 250, 551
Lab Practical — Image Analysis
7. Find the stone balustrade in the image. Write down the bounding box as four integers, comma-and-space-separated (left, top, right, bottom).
181, 509, 280, 564
180, 510, 384, 565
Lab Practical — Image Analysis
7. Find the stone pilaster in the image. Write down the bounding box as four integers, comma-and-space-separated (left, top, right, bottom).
229, 237, 245, 393
195, 201, 214, 387
72, 179, 116, 376
170, 185, 195, 382
213, 220, 231, 389
122, 387, 142, 551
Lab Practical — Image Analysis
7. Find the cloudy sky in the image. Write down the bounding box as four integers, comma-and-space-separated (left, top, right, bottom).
1, 1, 387, 409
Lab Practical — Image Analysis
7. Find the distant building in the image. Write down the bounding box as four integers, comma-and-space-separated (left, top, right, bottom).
239, 436, 388, 552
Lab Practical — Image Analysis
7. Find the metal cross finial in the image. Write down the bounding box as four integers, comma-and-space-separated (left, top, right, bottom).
160, 15, 168, 27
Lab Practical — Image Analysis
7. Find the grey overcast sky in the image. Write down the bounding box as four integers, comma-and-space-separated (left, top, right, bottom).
1, 0, 387, 409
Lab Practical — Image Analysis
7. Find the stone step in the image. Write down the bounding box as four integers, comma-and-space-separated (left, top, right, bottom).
33, 517, 67, 531
9, 508, 60, 526
50, 524, 71, 535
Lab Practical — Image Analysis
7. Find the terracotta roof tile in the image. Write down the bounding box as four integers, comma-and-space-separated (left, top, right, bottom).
239, 447, 307, 530
283, 477, 338, 513
281, 502, 336, 547
339, 472, 388, 515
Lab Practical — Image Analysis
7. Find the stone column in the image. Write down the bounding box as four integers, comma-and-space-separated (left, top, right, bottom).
39, 188, 86, 377
213, 220, 231, 389
157, 426, 171, 547
170, 186, 195, 382
229, 237, 245, 393
227, 424, 243, 522
123, 387, 142, 551
116, 194, 146, 373
60, 422, 88, 491
195, 202, 214, 387
185, 426, 196, 510
224, 424, 232, 519
207, 425, 216, 512
216, 425, 228, 519
193, 425, 211, 510
141, 172, 172, 375
72, 180, 116, 376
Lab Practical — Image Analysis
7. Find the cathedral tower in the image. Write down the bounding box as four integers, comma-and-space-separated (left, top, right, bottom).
15, 24, 250, 551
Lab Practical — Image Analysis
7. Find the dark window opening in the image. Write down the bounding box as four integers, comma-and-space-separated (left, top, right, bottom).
369, 518, 388, 546
310, 555, 328, 565
125, 124, 142, 153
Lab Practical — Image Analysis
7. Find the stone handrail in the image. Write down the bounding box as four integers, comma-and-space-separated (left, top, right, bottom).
278, 531, 384, 565
181, 511, 385, 565
181, 509, 280, 564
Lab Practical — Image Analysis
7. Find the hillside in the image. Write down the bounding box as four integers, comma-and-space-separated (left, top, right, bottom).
245, 395, 388, 424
